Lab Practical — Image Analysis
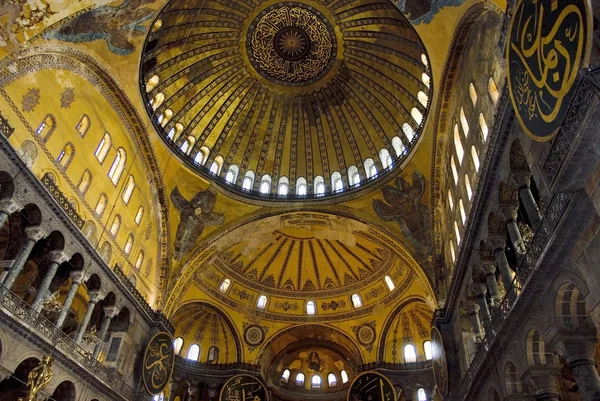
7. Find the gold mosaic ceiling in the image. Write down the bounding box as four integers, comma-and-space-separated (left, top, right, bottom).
141, 0, 431, 200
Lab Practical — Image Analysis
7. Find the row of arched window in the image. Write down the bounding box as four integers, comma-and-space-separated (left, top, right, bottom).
35, 115, 146, 271
173, 337, 219, 363
403, 341, 432, 363
281, 369, 349, 388
447, 78, 497, 264
145, 73, 424, 197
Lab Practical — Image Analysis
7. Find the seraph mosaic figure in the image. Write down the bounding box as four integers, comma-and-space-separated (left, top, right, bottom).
170, 186, 224, 259
43, 0, 155, 56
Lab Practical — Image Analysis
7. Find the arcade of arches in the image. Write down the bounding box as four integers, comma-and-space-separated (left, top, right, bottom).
0, 0, 599, 401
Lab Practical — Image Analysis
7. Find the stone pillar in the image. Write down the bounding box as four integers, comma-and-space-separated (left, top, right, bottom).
466, 303, 484, 340
551, 336, 600, 401
2, 227, 46, 290
506, 219, 527, 256
187, 386, 198, 401
75, 290, 102, 344
495, 248, 515, 294
31, 251, 69, 312
482, 263, 502, 306
93, 305, 119, 358
523, 366, 561, 401
518, 184, 543, 231
0, 199, 21, 230
475, 284, 491, 329
56, 270, 85, 329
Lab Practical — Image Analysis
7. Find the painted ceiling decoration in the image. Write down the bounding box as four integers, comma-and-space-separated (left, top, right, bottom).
140, 0, 432, 201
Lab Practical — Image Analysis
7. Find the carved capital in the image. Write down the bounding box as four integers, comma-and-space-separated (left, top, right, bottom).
498, 205, 518, 222
480, 261, 497, 276
0, 199, 21, 215
488, 234, 507, 251
48, 250, 69, 264
87, 290, 102, 303
523, 365, 561, 398
104, 305, 119, 319
24, 226, 46, 241
474, 283, 488, 297
510, 169, 531, 188
69, 270, 85, 285
548, 331, 598, 366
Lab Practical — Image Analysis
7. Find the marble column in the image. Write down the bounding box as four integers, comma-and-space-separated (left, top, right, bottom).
31, 251, 69, 312
56, 270, 85, 329
482, 263, 501, 306
466, 303, 483, 340
495, 248, 515, 293
93, 305, 119, 358
506, 219, 527, 256
524, 366, 561, 401
552, 336, 600, 401
518, 184, 543, 231
0, 199, 21, 230
75, 290, 102, 344
2, 226, 46, 290
475, 284, 491, 329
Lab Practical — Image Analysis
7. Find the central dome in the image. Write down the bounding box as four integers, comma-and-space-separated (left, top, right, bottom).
141, 0, 432, 201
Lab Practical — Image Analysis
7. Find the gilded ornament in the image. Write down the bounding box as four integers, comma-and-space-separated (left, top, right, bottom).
18, 355, 53, 401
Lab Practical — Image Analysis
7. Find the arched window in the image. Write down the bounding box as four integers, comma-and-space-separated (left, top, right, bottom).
488, 77, 499, 104
124, 234, 134, 255
210, 156, 223, 175
404, 344, 417, 363
450, 157, 458, 184
225, 165, 239, 184
418, 91, 428, 107
159, 109, 173, 127
379, 149, 392, 169
422, 73, 430, 88
448, 189, 454, 210
76, 115, 90, 137
306, 300, 316, 315
187, 344, 200, 361
257, 295, 268, 309
421, 53, 428, 66
173, 337, 184, 356
465, 175, 473, 200
469, 83, 478, 106
259, 174, 272, 194
460, 107, 469, 137
424, 341, 432, 360
180, 136, 195, 155
341, 370, 349, 384
296, 177, 307, 196
194, 146, 210, 165
108, 148, 126, 185
135, 206, 144, 225
242, 171, 255, 191
57, 143, 75, 168
95, 193, 108, 217
78, 170, 92, 194
314, 175, 325, 196
364, 159, 377, 179
328, 373, 337, 387
450, 240, 456, 263
36, 114, 55, 140
208, 346, 219, 363
479, 113, 489, 141
295, 373, 305, 386
459, 199, 466, 224
311, 375, 322, 389
122, 175, 135, 204
411, 107, 423, 125
145, 75, 160, 93
385, 275, 395, 291
454, 124, 464, 164
282, 369, 291, 383
403, 123, 416, 143
454, 221, 461, 244
110, 215, 121, 236
219, 278, 231, 293
471, 146, 480, 172
135, 251, 144, 270
331, 171, 343, 192
95, 133, 112, 163
351, 293, 362, 308
391, 136, 405, 157
418, 388, 427, 401
168, 123, 184, 142
278, 176, 290, 195
348, 165, 360, 186
150, 93, 165, 110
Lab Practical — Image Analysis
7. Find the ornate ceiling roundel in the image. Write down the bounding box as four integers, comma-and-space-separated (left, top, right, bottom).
141, 0, 431, 201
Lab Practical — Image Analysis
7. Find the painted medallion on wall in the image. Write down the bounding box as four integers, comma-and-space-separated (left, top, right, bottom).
347, 371, 396, 401
142, 332, 175, 396
431, 327, 448, 397
507, 0, 591, 141
219, 375, 269, 401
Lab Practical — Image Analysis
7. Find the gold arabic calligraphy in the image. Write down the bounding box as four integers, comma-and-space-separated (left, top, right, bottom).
144, 340, 173, 390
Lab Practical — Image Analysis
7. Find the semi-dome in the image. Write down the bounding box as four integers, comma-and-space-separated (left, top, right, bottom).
141, 0, 432, 201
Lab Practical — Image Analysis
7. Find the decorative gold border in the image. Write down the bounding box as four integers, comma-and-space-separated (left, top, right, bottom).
143, 331, 175, 396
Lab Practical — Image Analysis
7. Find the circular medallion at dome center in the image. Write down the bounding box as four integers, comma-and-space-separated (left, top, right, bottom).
247, 4, 336, 86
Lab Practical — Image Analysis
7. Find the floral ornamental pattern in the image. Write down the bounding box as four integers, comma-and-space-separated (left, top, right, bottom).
352, 322, 376, 351
243, 322, 268, 350
21, 88, 40, 112
60, 87, 75, 108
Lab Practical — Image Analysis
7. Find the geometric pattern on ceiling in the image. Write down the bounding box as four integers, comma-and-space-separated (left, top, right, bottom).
141, 0, 431, 201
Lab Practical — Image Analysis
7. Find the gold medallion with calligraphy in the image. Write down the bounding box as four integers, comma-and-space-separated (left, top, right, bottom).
431, 327, 448, 398
142, 332, 175, 396
219, 374, 269, 401
507, 0, 592, 141
347, 371, 396, 401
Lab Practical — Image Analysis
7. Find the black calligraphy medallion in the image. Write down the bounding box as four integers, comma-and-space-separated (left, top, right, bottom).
143, 332, 175, 396
347, 371, 396, 401
507, 0, 591, 141
219, 374, 269, 401
431, 327, 448, 398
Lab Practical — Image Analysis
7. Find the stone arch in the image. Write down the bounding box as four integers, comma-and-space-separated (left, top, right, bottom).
504, 360, 524, 394
109, 306, 131, 333
86, 273, 102, 291
525, 328, 552, 366
20, 203, 42, 228
0, 357, 40, 400
555, 281, 591, 330
509, 139, 529, 171
17, 140, 38, 168
488, 386, 500, 401
50, 380, 76, 401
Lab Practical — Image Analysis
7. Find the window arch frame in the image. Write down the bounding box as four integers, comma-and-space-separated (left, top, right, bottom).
135, 206, 144, 225
108, 148, 126, 185
135, 251, 144, 270
306, 300, 316, 315
384, 275, 395, 291
173, 337, 184, 356
295, 373, 305, 386
314, 175, 325, 196
404, 344, 417, 363
379, 149, 393, 170
207, 346, 219, 363
219, 278, 231, 293
124, 233, 134, 255
311, 375, 322, 389
296, 177, 307, 196
76, 114, 91, 137
331, 171, 343, 192
95, 133, 112, 164
257, 295, 268, 309
78, 169, 92, 194
364, 159, 377, 179
95, 193, 108, 217
187, 344, 200, 361
242, 171, 255, 191
57, 143, 75, 169
327, 373, 337, 387
424, 340, 432, 360
122, 175, 135, 204
110, 215, 121, 236
281, 369, 291, 383
341, 370, 349, 384
351, 293, 362, 309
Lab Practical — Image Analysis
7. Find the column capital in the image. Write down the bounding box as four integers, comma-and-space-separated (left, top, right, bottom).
474, 282, 488, 297
523, 365, 561, 399
480, 262, 497, 276
48, 250, 69, 264
498, 205, 519, 222
69, 270, 85, 284
104, 305, 119, 319
24, 226, 46, 241
511, 170, 531, 188
87, 290, 102, 303
0, 199, 21, 215
548, 330, 597, 365
489, 235, 507, 252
